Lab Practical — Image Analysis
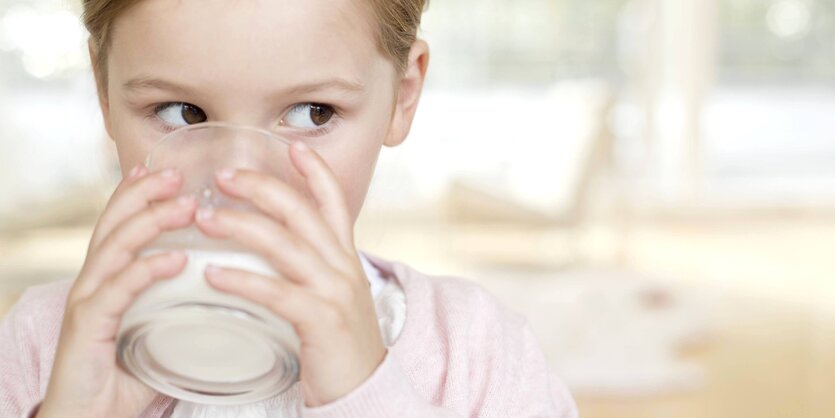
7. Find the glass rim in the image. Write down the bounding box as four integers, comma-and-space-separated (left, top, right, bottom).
146, 122, 293, 167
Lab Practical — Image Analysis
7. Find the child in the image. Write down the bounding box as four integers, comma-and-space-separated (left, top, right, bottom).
0, 0, 578, 416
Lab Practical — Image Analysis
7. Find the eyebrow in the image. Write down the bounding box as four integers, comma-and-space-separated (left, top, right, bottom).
123, 77, 195, 95
281, 79, 366, 96
122, 76, 366, 97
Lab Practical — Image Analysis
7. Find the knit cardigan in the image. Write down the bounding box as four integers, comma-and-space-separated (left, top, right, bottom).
0, 253, 577, 418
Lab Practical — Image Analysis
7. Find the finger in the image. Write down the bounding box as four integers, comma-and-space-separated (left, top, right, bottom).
90, 163, 148, 245
213, 168, 351, 273
194, 206, 343, 290
90, 167, 185, 252
288, 141, 353, 249
116, 163, 149, 195
71, 250, 187, 341
74, 195, 197, 297
204, 265, 334, 334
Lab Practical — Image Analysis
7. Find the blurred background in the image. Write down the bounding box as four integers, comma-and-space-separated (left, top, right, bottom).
2, 0, 835, 416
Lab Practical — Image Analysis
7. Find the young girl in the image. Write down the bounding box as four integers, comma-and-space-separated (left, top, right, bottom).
0, 0, 577, 416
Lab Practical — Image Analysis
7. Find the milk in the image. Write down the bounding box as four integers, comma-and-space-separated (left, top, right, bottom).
122, 248, 281, 323
117, 236, 301, 404
122, 123, 301, 404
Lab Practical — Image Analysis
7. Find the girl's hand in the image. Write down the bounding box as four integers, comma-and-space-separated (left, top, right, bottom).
38, 166, 198, 418
195, 141, 387, 407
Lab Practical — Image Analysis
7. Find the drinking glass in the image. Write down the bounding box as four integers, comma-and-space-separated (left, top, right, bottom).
116, 122, 302, 405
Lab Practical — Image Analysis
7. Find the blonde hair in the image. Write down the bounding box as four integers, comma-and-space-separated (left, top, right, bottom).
82, 0, 427, 81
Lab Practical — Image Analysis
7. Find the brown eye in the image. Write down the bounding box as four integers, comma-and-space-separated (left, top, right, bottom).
283, 103, 336, 129
309, 104, 334, 126
156, 102, 207, 128
181, 103, 207, 124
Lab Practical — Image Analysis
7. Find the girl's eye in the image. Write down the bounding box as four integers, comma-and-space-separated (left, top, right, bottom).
282, 103, 335, 129
155, 102, 207, 128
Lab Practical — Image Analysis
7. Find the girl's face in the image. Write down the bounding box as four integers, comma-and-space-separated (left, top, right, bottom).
94, 0, 427, 223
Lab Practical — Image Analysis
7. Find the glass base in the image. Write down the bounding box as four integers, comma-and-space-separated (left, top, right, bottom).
117, 302, 299, 405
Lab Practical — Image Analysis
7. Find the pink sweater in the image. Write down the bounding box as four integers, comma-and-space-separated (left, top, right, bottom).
1, 254, 577, 418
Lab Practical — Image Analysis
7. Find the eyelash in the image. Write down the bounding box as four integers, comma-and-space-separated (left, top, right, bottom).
297, 119, 340, 137
144, 102, 343, 137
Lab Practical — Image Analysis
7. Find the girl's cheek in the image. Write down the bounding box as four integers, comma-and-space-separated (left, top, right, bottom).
110, 121, 158, 172
333, 173, 366, 223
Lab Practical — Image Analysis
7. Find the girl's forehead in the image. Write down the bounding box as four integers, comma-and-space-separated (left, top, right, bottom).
108, 0, 386, 92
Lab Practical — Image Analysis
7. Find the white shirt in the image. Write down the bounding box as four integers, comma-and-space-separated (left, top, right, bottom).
360, 252, 387, 299
169, 253, 406, 418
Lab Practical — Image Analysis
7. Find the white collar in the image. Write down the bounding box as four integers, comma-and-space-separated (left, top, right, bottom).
359, 252, 386, 298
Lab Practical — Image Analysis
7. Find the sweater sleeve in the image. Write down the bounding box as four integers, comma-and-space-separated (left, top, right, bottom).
301, 295, 578, 418
465, 304, 578, 418
0, 290, 46, 418
514, 321, 578, 418
301, 348, 461, 418
300, 323, 577, 418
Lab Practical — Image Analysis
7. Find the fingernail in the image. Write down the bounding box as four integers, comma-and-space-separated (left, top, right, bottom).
196, 206, 214, 221
177, 195, 196, 207
216, 168, 236, 181
162, 168, 179, 179
128, 164, 145, 179
170, 250, 187, 260
292, 141, 309, 152
205, 264, 220, 277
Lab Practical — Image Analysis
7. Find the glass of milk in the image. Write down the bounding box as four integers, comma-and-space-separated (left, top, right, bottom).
117, 122, 302, 405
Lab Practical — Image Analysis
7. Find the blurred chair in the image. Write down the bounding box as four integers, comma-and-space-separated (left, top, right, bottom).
442, 83, 617, 268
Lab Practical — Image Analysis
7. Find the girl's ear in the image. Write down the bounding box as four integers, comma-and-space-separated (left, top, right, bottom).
88, 38, 114, 140
384, 39, 429, 148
